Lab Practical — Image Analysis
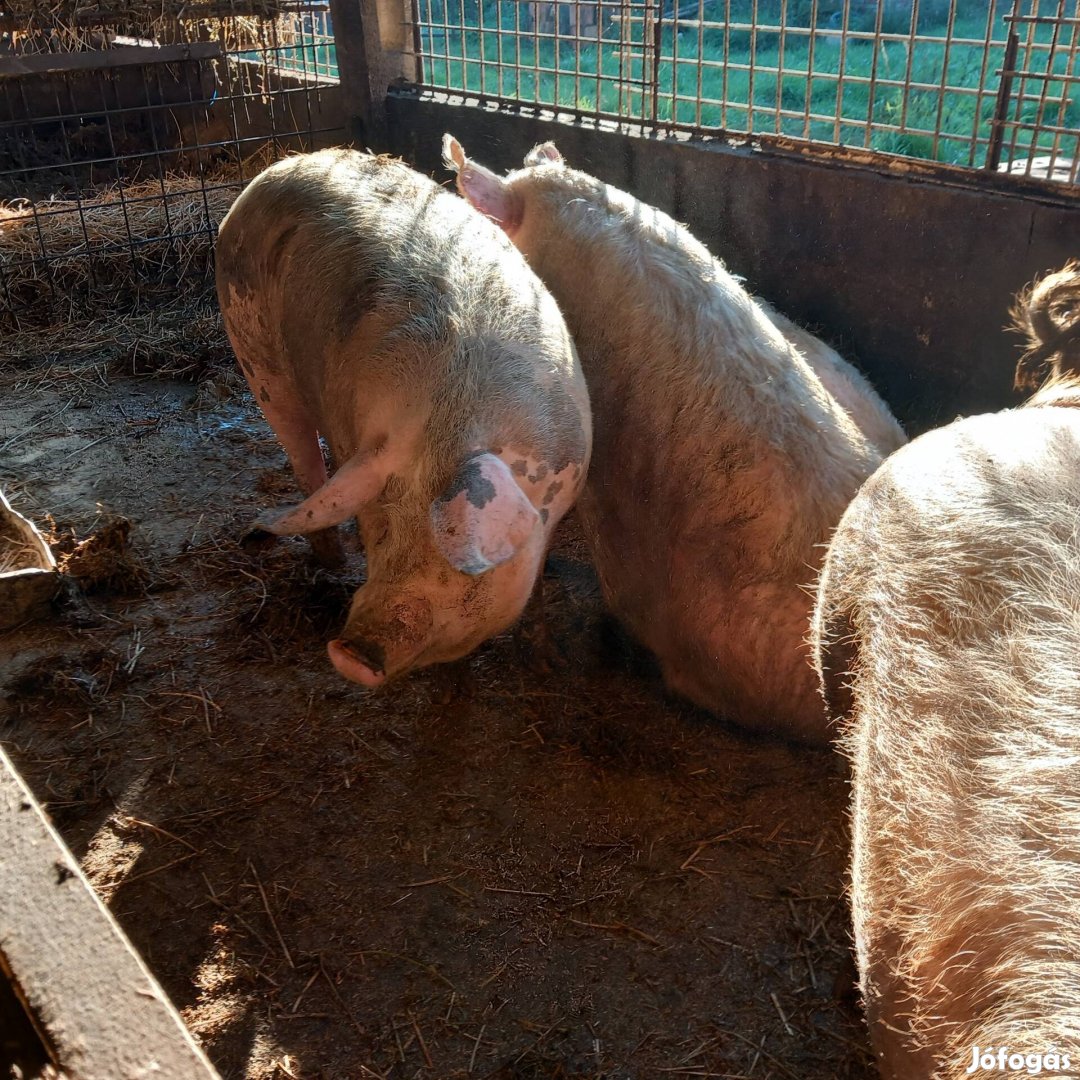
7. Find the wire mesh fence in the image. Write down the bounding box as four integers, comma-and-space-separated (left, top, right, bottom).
408, 0, 1079, 181
0, 1, 342, 327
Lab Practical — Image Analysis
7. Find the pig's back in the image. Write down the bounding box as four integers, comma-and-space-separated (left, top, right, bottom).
218, 150, 550, 371
529, 174, 883, 527
819, 404, 1080, 1075
217, 151, 584, 466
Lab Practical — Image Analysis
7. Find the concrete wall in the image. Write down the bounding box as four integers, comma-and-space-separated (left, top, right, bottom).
385, 93, 1080, 433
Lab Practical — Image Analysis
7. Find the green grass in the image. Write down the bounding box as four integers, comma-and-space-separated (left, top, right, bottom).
410, 0, 1079, 167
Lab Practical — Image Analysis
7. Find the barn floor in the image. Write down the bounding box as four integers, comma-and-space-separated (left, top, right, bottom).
0, 343, 873, 1080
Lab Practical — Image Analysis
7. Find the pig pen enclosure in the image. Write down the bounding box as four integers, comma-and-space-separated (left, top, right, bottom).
1, 0, 1079, 1076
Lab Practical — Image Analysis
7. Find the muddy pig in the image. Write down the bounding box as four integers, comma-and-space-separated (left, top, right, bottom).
812, 266, 1080, 1078
443, 135, 905, 743
216, 149, 591, 686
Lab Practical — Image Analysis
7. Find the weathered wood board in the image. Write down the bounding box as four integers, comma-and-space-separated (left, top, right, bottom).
0, 745, 221, 1080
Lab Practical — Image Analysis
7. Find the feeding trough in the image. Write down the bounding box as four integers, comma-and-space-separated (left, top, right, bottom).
0, 489, 59, 631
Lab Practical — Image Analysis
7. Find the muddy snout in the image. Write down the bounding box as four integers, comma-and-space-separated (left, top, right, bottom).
328, 595, 434, 687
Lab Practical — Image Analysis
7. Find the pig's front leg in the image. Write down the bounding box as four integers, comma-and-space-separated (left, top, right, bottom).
238, 363, 346, 567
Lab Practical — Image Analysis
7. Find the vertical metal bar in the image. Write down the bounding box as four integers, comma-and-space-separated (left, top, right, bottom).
495, 0, 505, 100
1046, 5, 1079, 177
832, 0, 850, 143
411, 0, 426, 87
747, 0, 757, 132
477, 0, 488, 98
514, 0, 524, 102
720, 0, 730, 129
897, 0, 921, 133
1024, 0, 1066, 168
986, 3, 1020, 171
534, 0, 543, 107
650, 0, 661, 124
1003, 0, 1038, 169
863, 0, 886, 148
802, 0, 819, 140
929, 0, 959, 162
774, 0, 787, 136
966, 0, 1000, 167
694, 0, 704, 129
596, 0, 606, 120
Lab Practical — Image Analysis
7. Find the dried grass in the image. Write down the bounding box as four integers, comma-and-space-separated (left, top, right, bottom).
0, 297, 232, 378
0, 534, 42, 574
0, 170, 244, 324
0, 146, 279, 345
5, 2, 303, 54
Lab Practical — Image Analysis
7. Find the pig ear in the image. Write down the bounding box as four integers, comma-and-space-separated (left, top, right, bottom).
442, 133, 522, 230
441, 133, 466, 173
430, 453, 539, 576
524, 141, 563, 167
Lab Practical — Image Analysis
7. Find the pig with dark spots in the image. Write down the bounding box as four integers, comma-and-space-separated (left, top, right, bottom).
215, 149, 591, 687
444, 134, 904, 743
812, 266, 1080, 1079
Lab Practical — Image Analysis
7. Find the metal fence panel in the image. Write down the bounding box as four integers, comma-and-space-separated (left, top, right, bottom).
406, 0, 1079, 183
0, 2, 342, 326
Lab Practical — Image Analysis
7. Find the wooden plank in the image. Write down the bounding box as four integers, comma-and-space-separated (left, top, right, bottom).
329, 0, 376, 145
0, 746, 222, 1080
0, 41, 222, 79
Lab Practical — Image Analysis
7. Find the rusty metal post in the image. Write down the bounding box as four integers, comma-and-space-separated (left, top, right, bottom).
986, 0, 1021, 172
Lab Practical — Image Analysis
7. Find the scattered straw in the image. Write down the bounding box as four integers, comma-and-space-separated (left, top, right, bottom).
0, 172, 242, 326
0, 533, 43, 574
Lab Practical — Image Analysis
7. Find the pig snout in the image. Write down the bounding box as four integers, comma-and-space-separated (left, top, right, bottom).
329, 595, 435, 687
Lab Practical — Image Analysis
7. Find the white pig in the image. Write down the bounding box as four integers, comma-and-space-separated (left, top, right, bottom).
812, 265, 1080, 1078
444, 135, 905, 742
216, 149, 591, 686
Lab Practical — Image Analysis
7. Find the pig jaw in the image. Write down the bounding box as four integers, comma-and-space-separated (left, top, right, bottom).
329, 536, 546, 686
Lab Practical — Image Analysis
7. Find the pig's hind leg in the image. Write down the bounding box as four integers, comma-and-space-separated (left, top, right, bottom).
239, 361, 345, 567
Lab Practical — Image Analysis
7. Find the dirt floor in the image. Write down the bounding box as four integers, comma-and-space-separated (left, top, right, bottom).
0, 336, 873, 1080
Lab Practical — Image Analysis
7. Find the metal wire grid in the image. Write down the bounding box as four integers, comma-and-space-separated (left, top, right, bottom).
408, 0, 1079, 179
991, 0, 1079, 180
0, 3, 341, 323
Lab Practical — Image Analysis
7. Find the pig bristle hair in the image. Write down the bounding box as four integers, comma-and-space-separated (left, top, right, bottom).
441, 134, 463, 173
1012, 261, 1080, 391
816, 423, 1080, 1073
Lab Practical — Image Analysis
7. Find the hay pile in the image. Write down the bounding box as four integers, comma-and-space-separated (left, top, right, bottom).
0, 298, 233, 377
1, 172, 239, 323
0, 158, 273, 373
4, 1, 302, 54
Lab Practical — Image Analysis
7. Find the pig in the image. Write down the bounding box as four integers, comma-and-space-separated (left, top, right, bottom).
215, 149, 591, 686
811, 266, 1080, 1078
443, 135, 905, 743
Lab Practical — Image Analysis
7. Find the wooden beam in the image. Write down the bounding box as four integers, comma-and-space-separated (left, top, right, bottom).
0, 746, 222, 1080
329, 0, 377, 146
0, 41, 222, 79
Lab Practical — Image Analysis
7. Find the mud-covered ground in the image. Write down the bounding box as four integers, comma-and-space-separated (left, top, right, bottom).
0, 346, 873, 1080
